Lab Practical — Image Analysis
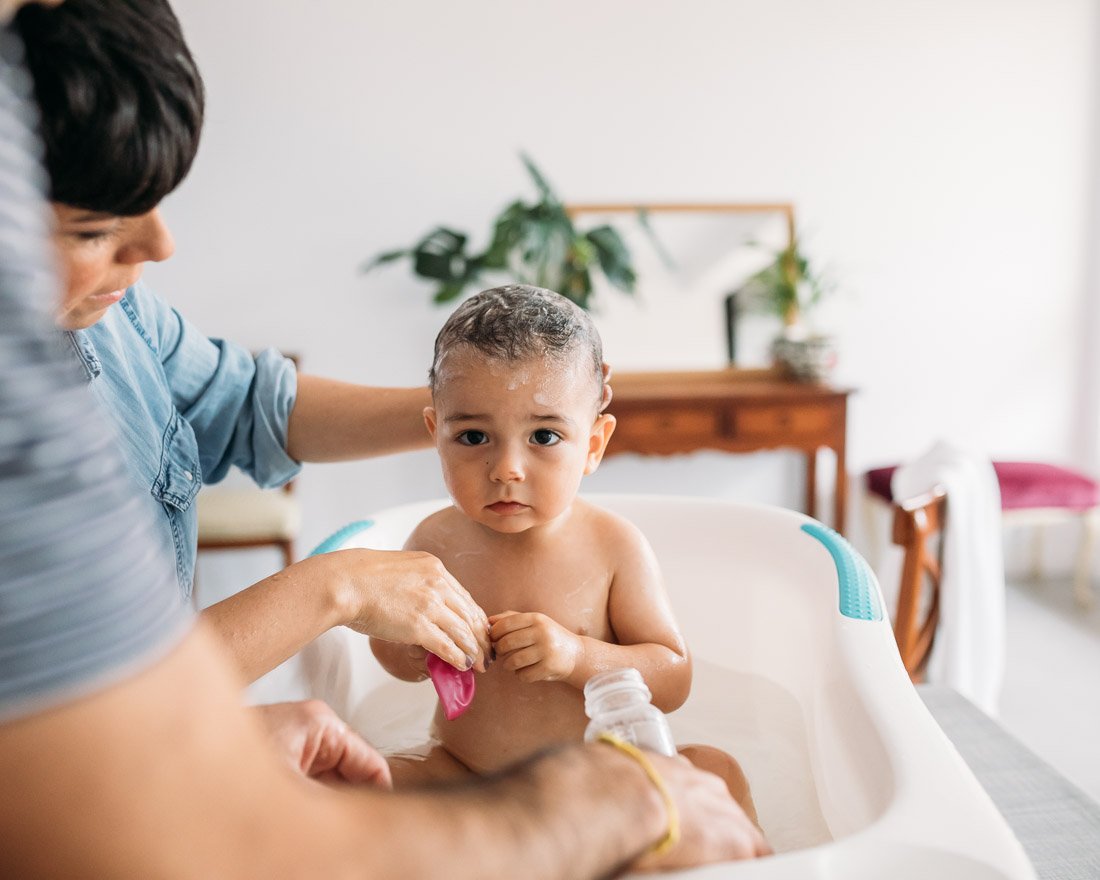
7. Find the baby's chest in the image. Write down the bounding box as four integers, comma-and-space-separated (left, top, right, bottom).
461, 557, 614, 638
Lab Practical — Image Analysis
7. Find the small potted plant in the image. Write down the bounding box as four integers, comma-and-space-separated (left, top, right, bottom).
363, 155, 642, 310
737, 238, 837, 381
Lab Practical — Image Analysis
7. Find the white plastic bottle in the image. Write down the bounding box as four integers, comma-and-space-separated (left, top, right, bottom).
583, 667, 676, 756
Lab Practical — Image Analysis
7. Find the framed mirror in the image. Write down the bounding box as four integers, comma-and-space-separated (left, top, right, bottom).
566, 203, 795, 371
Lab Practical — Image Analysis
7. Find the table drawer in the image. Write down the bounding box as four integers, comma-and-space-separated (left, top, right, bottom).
613, 407, 720, 447
733, 404, 835, 441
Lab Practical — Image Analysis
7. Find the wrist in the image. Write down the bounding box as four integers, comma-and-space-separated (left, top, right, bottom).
305, 550, 356, 630
563, 634, 592, 690
595, 734, 679, 858
585, 742, 670, 860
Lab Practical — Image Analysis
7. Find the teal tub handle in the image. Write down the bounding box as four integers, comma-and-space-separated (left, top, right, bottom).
309, 519, 376, 557
800, 522, 883, 621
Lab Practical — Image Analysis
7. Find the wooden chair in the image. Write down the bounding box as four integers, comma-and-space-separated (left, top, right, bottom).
195, 481, 300, 568
196, 353, 302, 569
867, 461, 1099, 608
891, 488, 947, 683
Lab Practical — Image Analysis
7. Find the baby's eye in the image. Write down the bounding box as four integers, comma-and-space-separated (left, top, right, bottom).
457, 430, 489, 446
530, 429, 561, 447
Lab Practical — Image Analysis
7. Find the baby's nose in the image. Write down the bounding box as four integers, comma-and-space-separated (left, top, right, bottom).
489, 447, 526, 483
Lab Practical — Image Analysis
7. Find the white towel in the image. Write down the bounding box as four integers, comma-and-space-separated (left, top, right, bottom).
891, 441, 1006, 714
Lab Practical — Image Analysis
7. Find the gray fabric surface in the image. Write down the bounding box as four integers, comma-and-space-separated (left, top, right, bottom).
919, 684, 1100, 880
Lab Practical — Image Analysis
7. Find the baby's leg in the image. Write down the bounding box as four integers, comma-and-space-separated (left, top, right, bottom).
678, 744, 761, 828
387, 744, 474, 787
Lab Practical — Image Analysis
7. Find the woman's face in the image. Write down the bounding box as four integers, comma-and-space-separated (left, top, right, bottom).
51, 204, 175, 330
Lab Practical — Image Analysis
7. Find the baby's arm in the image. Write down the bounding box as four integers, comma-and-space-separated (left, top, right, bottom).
491, 517, 690, 713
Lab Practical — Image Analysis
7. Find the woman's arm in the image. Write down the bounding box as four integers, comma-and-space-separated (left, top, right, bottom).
202, 547, 490, 684
286, 374, 431, 461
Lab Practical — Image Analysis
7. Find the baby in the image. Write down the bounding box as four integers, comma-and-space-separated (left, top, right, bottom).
370, 284, 758, 823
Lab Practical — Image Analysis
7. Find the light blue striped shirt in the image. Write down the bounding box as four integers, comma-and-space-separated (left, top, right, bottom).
0, 27, 191, 721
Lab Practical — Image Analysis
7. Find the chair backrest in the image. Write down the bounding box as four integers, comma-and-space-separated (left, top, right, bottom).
891, 488, 947, 682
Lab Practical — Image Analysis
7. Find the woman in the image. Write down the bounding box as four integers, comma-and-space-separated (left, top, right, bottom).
15, 0, 493, 683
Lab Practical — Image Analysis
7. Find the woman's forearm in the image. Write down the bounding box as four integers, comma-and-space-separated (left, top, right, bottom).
286, 374, 432, 462
201, 561, 346, 683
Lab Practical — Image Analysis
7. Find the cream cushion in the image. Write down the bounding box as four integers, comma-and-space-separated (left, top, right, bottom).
196, 488, 301, 542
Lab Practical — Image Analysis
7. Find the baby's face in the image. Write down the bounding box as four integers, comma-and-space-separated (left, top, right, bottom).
425, 350, 615, 535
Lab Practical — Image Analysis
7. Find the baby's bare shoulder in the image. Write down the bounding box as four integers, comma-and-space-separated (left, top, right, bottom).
574, 499, 652, 553
404, 505, 472, 554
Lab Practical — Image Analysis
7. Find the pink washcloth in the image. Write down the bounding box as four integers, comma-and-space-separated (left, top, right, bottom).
425, 652, 476, 720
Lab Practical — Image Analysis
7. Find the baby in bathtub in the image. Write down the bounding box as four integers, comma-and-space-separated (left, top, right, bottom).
369, 283, 760, 826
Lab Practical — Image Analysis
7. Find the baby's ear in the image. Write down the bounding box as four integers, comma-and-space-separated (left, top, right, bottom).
584, 413, 617, 475
423, 406, 438, 440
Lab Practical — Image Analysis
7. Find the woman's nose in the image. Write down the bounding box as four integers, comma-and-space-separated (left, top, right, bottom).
117, 209, 175, 265
489, 446, 525, 483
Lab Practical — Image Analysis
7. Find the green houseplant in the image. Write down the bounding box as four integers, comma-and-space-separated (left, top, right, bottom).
363, 155, 641, 310
738, 238, 838, 381
739, 237, 830, 329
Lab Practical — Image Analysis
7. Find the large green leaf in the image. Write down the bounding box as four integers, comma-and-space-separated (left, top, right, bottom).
412, 227, 469, 281
586, 225, 636, 292
483, 201, 528, 269
520, 153, 560, 206
360, 247, 409, 273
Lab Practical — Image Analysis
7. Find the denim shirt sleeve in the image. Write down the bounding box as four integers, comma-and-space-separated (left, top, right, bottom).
121, 284, 301, 488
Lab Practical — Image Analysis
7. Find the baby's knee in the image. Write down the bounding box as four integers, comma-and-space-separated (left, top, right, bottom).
678, 744, 754, 814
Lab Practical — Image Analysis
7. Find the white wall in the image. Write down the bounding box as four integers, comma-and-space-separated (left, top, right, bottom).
152, 1, 1099, 593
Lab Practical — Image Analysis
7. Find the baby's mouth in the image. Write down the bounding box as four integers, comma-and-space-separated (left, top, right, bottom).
486, 501, 529, 515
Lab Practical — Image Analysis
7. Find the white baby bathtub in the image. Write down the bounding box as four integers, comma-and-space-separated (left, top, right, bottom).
282, 494, 1034, 879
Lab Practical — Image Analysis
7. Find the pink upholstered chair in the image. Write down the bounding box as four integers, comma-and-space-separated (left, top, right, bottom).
865, 461, 1099, 608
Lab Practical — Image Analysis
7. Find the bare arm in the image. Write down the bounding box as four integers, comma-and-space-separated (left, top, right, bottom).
370, 637, 430, 682
0, 624, 763, 878
202, 547, 490, 684
570, 525, 690, 711
285, 374, 431, 462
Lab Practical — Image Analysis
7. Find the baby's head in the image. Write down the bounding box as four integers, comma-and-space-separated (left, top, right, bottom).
429, 284, 603, 409
425, 284, 616, 534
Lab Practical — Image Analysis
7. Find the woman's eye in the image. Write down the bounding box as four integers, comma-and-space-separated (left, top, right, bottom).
530, 429, 561, 447
71, 228, 116, 242
457, 430, 489, 446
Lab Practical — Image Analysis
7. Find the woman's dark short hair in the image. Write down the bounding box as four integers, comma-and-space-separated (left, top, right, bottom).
430, 284, 604, 405
15, 0, 204, 216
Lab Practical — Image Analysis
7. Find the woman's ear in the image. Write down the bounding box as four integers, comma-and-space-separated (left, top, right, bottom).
584, 413, 617, 475
423, 406, 438, 441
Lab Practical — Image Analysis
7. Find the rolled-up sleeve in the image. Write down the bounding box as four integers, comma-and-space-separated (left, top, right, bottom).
127, 285, 302, 488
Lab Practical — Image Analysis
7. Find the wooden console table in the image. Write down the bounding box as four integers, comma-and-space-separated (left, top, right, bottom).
605, 369, 853, 531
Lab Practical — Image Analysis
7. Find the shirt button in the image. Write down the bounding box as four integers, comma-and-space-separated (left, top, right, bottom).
184, 470, 194, 481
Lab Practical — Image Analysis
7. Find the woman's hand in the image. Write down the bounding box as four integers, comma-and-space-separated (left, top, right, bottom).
489, 611, 582, 683
322, 548, 491, 672
252, 700, 392, 788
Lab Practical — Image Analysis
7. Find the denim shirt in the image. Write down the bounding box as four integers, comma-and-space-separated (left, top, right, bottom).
67, 283, 301, 598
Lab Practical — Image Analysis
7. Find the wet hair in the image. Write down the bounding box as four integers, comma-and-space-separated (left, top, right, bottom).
429, 284, 603, 403
14, 0, 204, 216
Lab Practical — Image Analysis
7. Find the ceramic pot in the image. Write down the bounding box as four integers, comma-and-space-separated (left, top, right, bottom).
772, 333, 838, 382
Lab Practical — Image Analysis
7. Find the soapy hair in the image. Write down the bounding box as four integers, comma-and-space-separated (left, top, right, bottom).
429, 284, 602, 402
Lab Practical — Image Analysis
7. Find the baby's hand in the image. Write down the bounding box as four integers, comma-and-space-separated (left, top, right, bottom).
489, 611, 582, 684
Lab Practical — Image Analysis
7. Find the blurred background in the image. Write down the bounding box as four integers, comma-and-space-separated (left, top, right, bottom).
155, 0, 1099, 795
